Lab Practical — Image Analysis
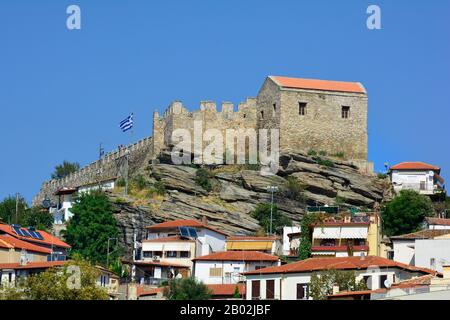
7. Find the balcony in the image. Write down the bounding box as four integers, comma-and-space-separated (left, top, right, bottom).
393, 183, 442, 195
311, 245, 369, 252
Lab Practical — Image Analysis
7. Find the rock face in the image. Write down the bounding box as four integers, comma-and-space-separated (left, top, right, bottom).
111, 152, 391, 258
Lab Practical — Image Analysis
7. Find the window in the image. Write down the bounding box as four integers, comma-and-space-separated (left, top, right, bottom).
260, 110, 264, 119
387, 251, 394, 260
165, 251, 177, 258
143, 251, 152, 258
252, 280, 261, 300
255, 266, 265, 270
299, 102, 307, 115
180, 251, 190, 258
209, 267, 223, 277
420, 181, 426, 190
243, 113, 246, 118
355, 239, 366, 246
363, 275, 371, 287
266, 280, 275, 299
296, 283, 309, 300
380, 275, 388, 289
431, 258, 436, 270
320, 239, 336, 247
341, 106, 350, 119
273, 103, 277, 116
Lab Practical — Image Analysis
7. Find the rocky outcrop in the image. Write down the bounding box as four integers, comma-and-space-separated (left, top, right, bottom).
111, 151, 391, 258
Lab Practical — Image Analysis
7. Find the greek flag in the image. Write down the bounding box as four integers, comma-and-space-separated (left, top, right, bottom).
119, 113, 133, 132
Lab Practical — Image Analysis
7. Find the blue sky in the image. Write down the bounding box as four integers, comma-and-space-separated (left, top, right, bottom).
0, 0, 449, 203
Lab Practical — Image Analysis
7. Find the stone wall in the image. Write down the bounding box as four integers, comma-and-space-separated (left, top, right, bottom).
32, 137, 153, 206
152, 98, 258, 161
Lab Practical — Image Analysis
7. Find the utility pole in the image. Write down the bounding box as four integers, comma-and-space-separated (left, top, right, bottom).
266, 186, 279, 235
15, 193, 19, 224
107, 237, 118, 267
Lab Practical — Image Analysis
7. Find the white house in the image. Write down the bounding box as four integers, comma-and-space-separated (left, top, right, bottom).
426, 217, 450, 230
243, 256, 436, 300
389, 162, 445, 195
390, 229, 450, 266
53, 187, 77, 224
193, 251, 279, 285
132, 219, 227, 285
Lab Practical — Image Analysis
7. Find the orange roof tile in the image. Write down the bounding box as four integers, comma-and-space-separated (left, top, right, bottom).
390, 229, 450, 240
391, 274, 434, 289
146, 219, 228, 236
270, 76, 366, 94
0, 261, 66, 270
243, 256, 436, 276
0, 235, 52, 254
0, 224, 71, 249
137, 286, 165, 297
207, 284, 245, 296
390, 162, 440, 171
426, 217, 450, 226
193, 251, 279, 262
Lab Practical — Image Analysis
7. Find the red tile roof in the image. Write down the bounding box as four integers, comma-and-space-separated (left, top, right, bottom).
390, 162, 440, 171
391, 274, 434, 289
0, 224, 71, 249
243, 256, 436, 276
390, 229, 450, 240
137, 286, 164, 297
193, 251, 279, 262
0, 235, 52, 254
207, 284, 245, 296
328, 288, 387, 298
270, 76, 366, 94
146, 219, 228, 236
311, 245, 369, 252
227, 236, 278, 241
0, 261, 66, 270
142, 236, 195, 243
426, 217, 450, 227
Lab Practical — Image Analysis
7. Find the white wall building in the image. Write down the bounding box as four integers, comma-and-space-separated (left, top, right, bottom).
194, 251, 279, 285
415, 239, 450, 273
243, 256, 435, 300
389, 162, 445, 195
282, 226, 300, 256
426, 217, 450, 230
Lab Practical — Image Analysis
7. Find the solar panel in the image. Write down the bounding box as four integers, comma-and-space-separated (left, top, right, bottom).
179, 226, 189, 238
34, 231, 44, 240
187, 227, 198, 238
20, 229, 32, 238
13, 226, 25, 237
28, 230, 40, 239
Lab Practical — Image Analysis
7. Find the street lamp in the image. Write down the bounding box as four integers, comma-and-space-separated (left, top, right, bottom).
107, 237, 118, 267
266, 185, 279, 235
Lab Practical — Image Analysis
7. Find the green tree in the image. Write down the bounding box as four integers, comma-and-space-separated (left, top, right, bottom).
382, 190, 434, 236
251, 203, 292, 235
20, 206, 53, 231
298, 213, 323, 260
64, 191, 119, 265
51, 161, 80, 180
232, 286, 241, 298
309, 269, 367, 300
163, 278, 212, 300
1, 258, 109, 300
0, 194, 27, 225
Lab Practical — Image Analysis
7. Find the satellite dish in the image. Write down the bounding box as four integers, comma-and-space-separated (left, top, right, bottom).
384, 278, 392, 288
42, 198, 51, 209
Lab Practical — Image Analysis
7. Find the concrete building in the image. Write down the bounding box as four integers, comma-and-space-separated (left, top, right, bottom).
282, 226, 301, 256
390, 229, 450, 267
425, 217, 450, 230
193, 251, 279, 285
243, 256, 436, 300
389, 162, 445, 196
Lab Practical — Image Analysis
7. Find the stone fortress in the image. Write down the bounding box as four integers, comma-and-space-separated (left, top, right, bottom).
152, 75, 368, 160
33, 75, 370, 205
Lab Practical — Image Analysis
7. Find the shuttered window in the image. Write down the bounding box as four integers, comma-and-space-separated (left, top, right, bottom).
209, 267, 222, 277
296, 283, 309, 300
252, 280, 261, 300
266, 280, 275, 299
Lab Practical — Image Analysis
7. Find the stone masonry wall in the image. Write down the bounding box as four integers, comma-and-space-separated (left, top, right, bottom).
32, 137, 153, 206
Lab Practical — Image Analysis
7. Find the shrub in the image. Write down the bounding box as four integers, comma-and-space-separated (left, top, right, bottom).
251, 203, 292, 235
133, 175, 148, 190
153, 181, 166, 195
116, 178, 126, 187
332, 152, 345, 159
307, 149, 317, 156
195, 168, 212, 192
319, 150, 327, 156
283, 176, 306, 202
316, 157, 334, 168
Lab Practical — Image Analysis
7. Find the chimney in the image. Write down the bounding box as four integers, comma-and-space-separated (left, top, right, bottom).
332, 285, 340, 295
201, 216, 208, 225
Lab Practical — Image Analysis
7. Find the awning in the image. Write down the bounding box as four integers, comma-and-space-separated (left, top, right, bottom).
313, 226, 368, 239
340, 227, 368, 239
226, 241, 272, 251
313, 227, 341, 239
162, 243, 192, 251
